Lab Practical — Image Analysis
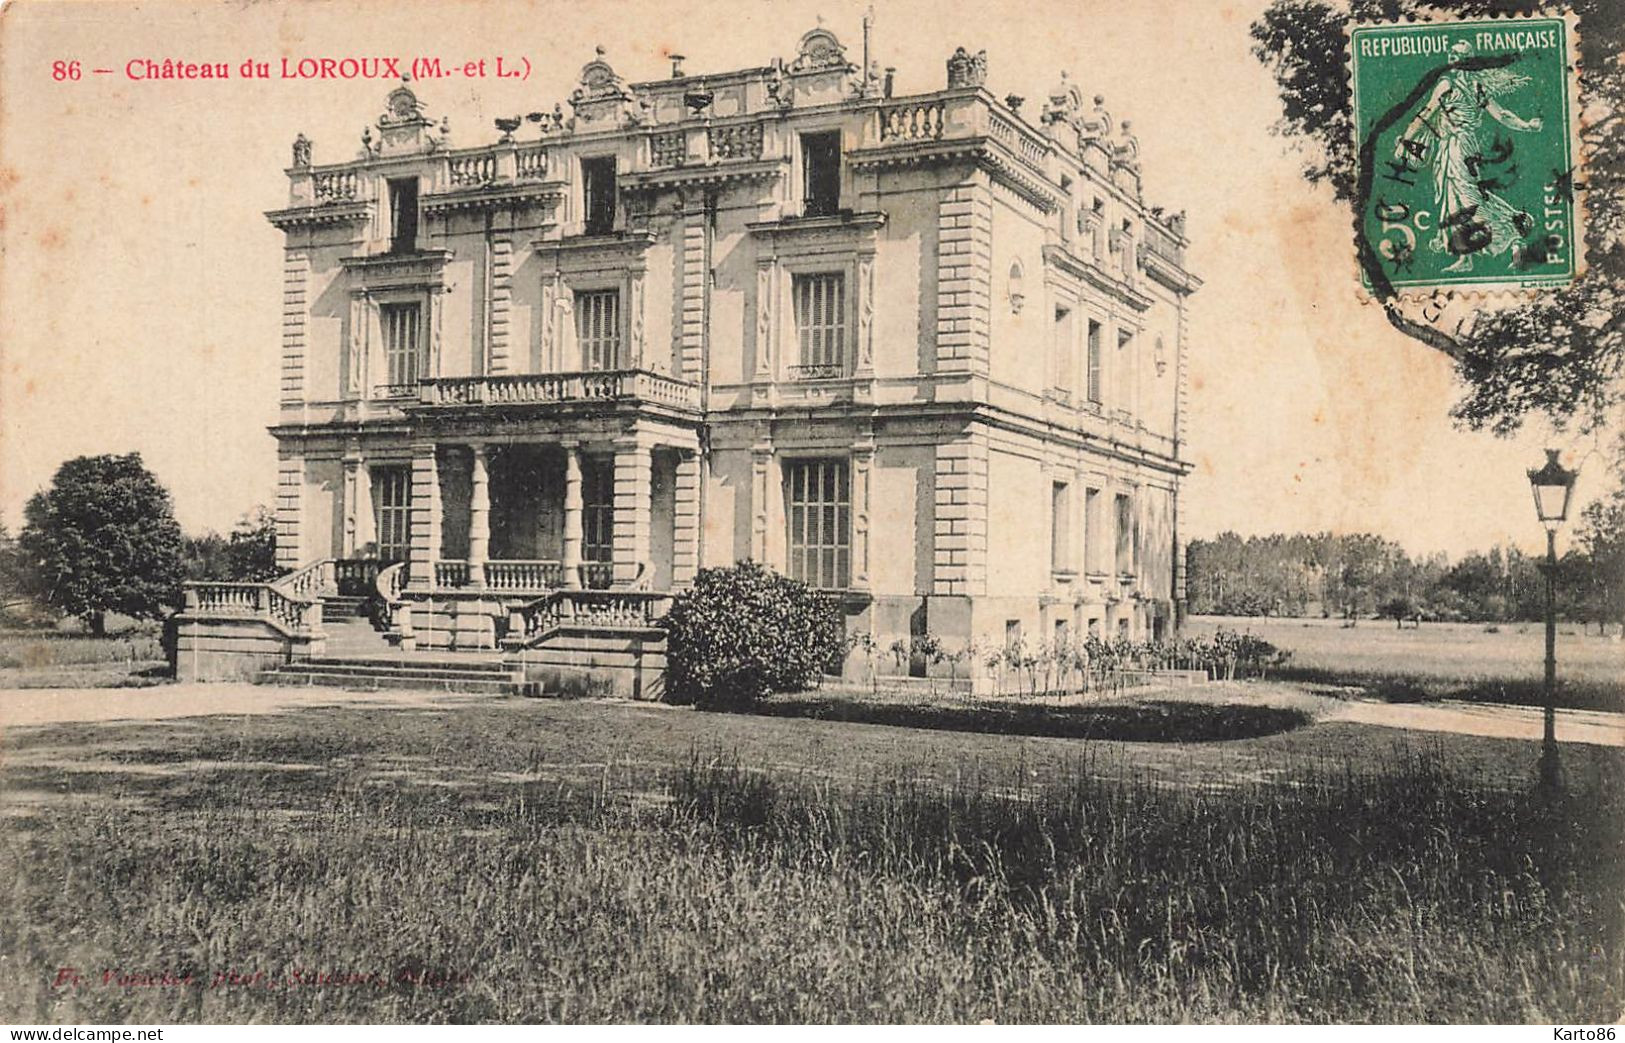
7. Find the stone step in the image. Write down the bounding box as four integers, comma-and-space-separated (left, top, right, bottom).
256, 668, 539, 696
321, 596, 370, 621
302, 655, 521, 675
274, 661, 525, 683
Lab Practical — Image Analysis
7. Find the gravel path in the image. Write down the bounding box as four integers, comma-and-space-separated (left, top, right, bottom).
1, 681, 1620, 747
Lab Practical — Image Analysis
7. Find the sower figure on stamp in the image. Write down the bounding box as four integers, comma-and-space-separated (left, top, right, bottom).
1395, 40, 1543, 273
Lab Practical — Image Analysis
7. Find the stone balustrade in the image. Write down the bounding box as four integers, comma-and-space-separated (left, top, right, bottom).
447, 152, 498, 186
334, 558, 382, 596
312, 169, 358, 202
1141, 220, 1186, 269
878, 99, 945, 142
514, 146, 548, 180
512, 589, 672, 644
650, 130, 687, 168
987, 112, 1048, 170
418, 369, 700, 411
184, 580, 321, 634
707, 122, 764, 161
484, 560, 565, 591
434, 560, 471, 588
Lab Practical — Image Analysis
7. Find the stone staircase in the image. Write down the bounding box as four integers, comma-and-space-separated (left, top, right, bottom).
252, 590, 541, 696
256, 654, 540, 695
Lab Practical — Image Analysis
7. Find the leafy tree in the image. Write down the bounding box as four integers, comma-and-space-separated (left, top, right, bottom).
17, 453, 186, 635
1380, 595, 1417, 627
1573, 436, 1625, 630
182, 531, 230, 581
1251, 0, 1622, 434
224, 506, 280, 582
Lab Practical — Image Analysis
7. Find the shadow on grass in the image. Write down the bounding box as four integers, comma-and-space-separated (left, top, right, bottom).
738, 697, 1312, 743
1280, 666, 1625, 714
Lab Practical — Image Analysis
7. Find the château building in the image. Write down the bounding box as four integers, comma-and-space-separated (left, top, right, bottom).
181, 26, 1199, 692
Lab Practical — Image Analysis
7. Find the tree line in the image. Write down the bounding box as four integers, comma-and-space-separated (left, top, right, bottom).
1188, 511, 1623, 631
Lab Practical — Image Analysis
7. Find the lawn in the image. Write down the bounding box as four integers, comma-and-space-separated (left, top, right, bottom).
1188, 614, 1625, 712
2, 696, 1620, 1023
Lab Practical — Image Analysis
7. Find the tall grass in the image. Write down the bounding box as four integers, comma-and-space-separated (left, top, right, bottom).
3, 744, 1619, 1023
0, 631, 164, 669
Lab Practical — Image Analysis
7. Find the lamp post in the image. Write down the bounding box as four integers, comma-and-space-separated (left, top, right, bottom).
1526, 448, 1580, 794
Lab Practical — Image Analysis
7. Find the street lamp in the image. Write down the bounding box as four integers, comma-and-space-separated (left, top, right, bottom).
1527, 448, 1580, 793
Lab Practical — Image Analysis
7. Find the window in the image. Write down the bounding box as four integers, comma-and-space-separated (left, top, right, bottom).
387, 178, 419, 253
786, 458, 850, 589
1117, 328, 1135, 409
1053, 305, 1073, 394
1004, 619, 1022, 653
1051, 482, 1074, 572
381, 302, 422, 388
1086, 320, 1102, 404
792, 273, 846, 378
1084, 488, 1100, 573
582, 456, 615, 566
1051, 481, 1072, 573
801, 131, 841, 217
581, 155, 617, 235
575, 289, 621, 371
1115, 493, 1133, 575
373, 468, 412, 563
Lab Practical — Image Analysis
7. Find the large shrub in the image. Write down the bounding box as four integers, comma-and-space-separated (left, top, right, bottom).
663, 560, 844, 708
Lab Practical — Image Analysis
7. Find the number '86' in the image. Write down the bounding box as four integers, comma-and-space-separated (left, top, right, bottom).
52, 60, 81, 81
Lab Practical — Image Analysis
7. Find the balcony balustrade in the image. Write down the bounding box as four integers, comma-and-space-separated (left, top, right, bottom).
417, 369, 700, 412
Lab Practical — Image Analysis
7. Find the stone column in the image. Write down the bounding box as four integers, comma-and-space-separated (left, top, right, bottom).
468, 444, 490, 588
408, 442, 441, 591
612, 439, 653, 586
672, 451, 701, 588
562, 444, 584, 589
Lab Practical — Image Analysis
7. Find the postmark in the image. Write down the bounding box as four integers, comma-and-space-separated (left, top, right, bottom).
1350, 15, 1581, 298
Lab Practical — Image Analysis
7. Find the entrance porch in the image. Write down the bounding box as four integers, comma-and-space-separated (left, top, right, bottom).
366, 433, 698, 653
409, 437, 699, 596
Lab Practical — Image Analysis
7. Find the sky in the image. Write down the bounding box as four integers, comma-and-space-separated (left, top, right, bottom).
0, 0, 1611, 559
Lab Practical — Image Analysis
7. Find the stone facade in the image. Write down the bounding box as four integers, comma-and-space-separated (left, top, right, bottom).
262, 27, 1200, 682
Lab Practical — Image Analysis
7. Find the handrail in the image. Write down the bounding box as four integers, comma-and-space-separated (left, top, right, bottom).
183, 579, 322, 637
272, 558, 331, 602
507, 588, 672, 648
376, 561, 407, 603
371, 561, 408, 633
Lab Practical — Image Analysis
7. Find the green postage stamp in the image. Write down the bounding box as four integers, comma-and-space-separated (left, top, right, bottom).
1349, 15, 1581, 296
